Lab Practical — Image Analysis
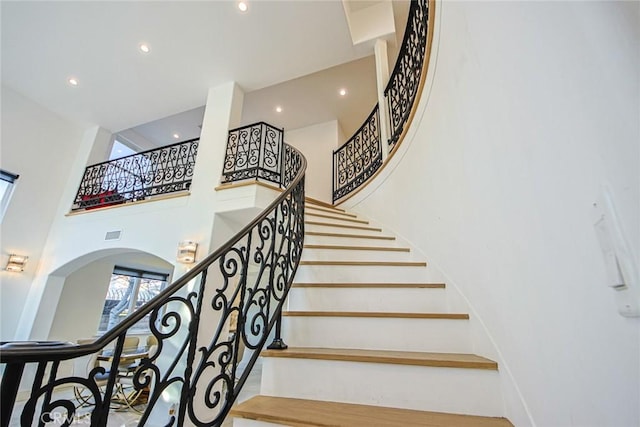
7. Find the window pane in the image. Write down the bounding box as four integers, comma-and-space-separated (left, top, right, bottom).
97, 271, 167, 335
97, 274, 136, 333
128, 278, 165, 335
109, 140, 137, 160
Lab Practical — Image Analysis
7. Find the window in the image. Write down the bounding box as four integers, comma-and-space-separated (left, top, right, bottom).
109, 139, 137, 160
0, 169, 19, 222
97, 266, 169, 335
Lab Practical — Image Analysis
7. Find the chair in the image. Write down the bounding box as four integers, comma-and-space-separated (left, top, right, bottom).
117, 336, 140, 376
146, 335, 158, 349
72, 351, 109, 408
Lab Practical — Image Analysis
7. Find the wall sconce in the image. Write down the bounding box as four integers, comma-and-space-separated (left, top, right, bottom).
177, 241, 198, 264
6, 254, 28, 272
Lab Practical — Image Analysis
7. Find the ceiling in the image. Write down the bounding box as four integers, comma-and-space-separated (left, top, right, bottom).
1, 1, 408, 147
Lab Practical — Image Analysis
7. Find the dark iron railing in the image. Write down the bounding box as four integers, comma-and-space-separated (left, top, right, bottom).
1, 143, 306, 427
331, 0, 430, 202
332, 105, 382, 201
221, 122, 285, 186
72, 138, 199, 211
384, 0, 429, 151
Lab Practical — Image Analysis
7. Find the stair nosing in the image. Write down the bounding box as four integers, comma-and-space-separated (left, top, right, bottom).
305, 197, 344, 211
306, 231, 395, 240
306, 205, 358, 218
230, 396, 514, 427
306, 212, 369, 224
303, 244, 410, 252
283, 311, 469, 319
305, 221, 382, 232
299, 261, 427, 267
292, 282, 446, 288
261, 347, 498, 370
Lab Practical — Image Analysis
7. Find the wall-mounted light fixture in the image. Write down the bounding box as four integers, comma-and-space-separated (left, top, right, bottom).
177, 241, 198, 264
6, 254, 28, 272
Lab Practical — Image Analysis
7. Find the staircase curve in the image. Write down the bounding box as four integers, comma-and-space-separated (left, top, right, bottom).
229, 202, 514, 426
0, 146, 306, 427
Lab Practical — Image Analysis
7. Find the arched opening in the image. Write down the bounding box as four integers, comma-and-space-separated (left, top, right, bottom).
44, 248, 174, 343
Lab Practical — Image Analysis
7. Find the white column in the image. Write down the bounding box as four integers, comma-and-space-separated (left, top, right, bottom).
374, 39, 391, 161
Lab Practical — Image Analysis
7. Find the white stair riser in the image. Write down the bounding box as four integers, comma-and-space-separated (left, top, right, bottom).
261, 358, 504, 417
304, 234, 398, 247
305, 215, 370, 226
287, 287, 448, 312
305, 224, 383, 236
282, 317, 471, 353
294, 265, 442, 283
301, 248, 415, 262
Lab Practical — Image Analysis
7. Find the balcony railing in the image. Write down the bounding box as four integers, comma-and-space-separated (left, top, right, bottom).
332, 0, 430, 202
385, 0, 429, 151
72, 138, 199, 211
221, 122, 285, 187
1, 137, 306, 427
333, 105, 382, 201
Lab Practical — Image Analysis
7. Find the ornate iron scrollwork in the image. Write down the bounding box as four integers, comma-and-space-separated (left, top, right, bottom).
72, 138, 199, 211
385, 0, 429, 151
1, 143, 306, 427
333, 105, 382, 202
222, 122, 285, 186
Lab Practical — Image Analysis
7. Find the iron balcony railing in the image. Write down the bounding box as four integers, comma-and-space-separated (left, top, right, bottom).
221, 122, 285, 187
1, 140, 306, 427
72, 138, 199, 211
385, 0, 429, 151
332, 0, 430, 202
333, 104, 382, 201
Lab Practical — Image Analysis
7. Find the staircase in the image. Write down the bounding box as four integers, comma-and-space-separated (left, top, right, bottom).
230, 199, 513, 426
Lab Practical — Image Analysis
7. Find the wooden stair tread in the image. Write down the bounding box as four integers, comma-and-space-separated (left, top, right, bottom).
306, 231, 395, 240
230, 396, 513, 427
292, 282, 446, 288
283, 311, 468, 319
306, 212, 369, 224
305, 221, 382, 232
261, 347, 498, 370
303, 244, 410, 252
305, 197, 344, 211
299, 260, 427, 267
306, 205, 358, 218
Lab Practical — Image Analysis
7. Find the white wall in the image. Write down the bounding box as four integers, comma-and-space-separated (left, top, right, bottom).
48, 251, 173, 342
0, 86, 84, 341
285, 120, 339, 202
346, 1, 639, 426
15, 82, 244, 342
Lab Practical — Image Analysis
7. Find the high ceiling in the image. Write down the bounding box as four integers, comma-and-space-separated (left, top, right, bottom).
1, 1, 408, 145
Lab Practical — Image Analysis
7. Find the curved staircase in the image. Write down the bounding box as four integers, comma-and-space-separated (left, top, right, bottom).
230, 199, 513, 426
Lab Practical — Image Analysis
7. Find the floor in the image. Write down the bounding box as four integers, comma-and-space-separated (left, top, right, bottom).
9, 358, 262, 427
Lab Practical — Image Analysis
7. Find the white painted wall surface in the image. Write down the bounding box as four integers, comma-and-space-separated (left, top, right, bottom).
0, 86, 84, 341
47, 252, 173, 342
345, 1, 640, 426
285, 121, 338, 203
15, 82, 244, 343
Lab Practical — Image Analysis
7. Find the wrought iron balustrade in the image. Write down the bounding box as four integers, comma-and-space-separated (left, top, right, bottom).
333, 105, 382, 201
385, 0, 429, 151
72, 138, 199, 211
1, 144, 306, 427
221, 122, 285, 186
330, 0, 430, 202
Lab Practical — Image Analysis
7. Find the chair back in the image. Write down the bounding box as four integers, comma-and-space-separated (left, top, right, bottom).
123, 336, 140, 352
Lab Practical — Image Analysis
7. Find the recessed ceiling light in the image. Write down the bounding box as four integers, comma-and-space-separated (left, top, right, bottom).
339, 88, 347, 96
173, 133, 180, 139
238, 1, 248, 12
139, 43, 150, 53
68, 77, 79, 86
275, 106, 282, 113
